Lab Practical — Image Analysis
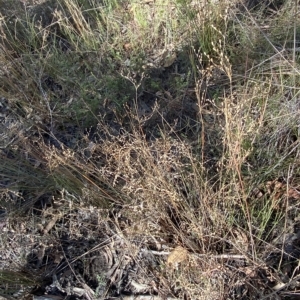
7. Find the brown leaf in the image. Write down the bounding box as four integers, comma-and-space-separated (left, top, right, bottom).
123, 43, 132, 51
167, 246, 188, 266
288, 188, 300, 199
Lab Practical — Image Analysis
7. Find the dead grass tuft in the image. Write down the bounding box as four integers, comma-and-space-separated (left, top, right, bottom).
1, 0, 300, 299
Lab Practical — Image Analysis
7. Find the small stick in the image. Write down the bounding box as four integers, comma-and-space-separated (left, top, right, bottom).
142, 249, 247, 260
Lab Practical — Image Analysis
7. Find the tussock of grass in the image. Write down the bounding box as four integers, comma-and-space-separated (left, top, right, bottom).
1, 0, 300, 299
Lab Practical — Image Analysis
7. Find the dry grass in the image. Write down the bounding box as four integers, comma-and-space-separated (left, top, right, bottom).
1, 0, 300, 299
